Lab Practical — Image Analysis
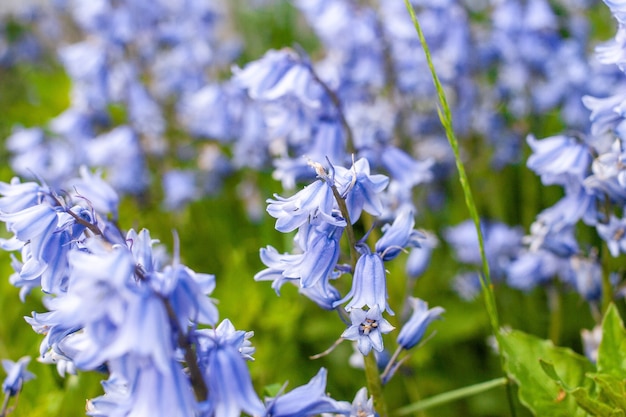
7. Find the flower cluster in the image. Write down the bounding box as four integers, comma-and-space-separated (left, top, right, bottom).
0, 170, 380, 417
256, 156, 444, 383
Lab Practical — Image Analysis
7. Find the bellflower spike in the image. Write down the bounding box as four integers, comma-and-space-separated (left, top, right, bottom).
1, 356, 34, 397
334, 158, 389, 223
342, 306, 395, 356
264, 368, 347, 417
397, 298, 444, 350
336, 250, 393, 315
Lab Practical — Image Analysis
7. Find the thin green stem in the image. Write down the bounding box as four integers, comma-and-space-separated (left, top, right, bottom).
0, 391, 10, 417
364, 352, 388, 417
331, 184, 359, 268
601, 243, 614, 315
394, 377, 508, 415
547, 284, 562, 345
331, 181, 387, 415
402, 1, 516, 415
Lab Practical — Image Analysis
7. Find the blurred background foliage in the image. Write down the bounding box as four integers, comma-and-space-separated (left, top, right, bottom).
0, 0, 615, 416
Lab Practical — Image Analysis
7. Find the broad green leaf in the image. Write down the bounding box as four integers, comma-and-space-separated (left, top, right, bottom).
570, 387, 623, 417
590, 373, 626, 411
598, 304, 626, 377
540, 361, 620, 417
500, 329, 594, 416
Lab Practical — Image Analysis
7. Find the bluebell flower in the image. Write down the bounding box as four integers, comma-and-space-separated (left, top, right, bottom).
233, 48, 323, 108
597, 215, 626, 256
0, 177, 47, 215
526, 134, 591, 186
375, 205, 423, 261
336, 250, 393, 315
255, 240, 343, 311
568, 255, 602, 302
341, 306, 394, 355
444, 219, 523, 279
266, 178, 343, 233
344, 387, 376, 417
397, 298, 444, 350
298, 280, 343, 311
452, 272, 483, 301
533, 182, 598, 232
58, 40, 109, 111
207, 319, 256, 361
582, 94, 626, 138
506, 249, 572, 291
334, 158, 389, 223
87, 359, 197, 417
0, 204, 60, 280
264, 368, 347, 417
67, 166, 119, 218
380, 146, 434, 190
162, 169, 199, 211
196, 325, 265, 417
405, 232, 438, 279
1, 356, 34, 396
84, 126, 149, 195
581, 325, 602, 364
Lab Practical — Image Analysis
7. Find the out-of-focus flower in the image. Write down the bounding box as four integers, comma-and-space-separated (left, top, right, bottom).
1, 356, 34, 397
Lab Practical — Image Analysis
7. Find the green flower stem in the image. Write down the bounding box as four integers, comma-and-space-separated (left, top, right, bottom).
401, 1, 516, 415
331, 184, 359, 268
0, 391, 10, 417
364, 351, 389, 417
331, 183, 388, 416
394, 377, 508, 415
601, 243, 614, 316
547, 284, 562, 345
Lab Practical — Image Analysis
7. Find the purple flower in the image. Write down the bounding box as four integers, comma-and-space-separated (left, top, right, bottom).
526, 134, 591, 186
266, 178, 342, 233
233, 48, 323, 108
397, 298, 444, 350
67, 166, 119, 218
334, 158, 389, 223
405, 232, 438, 279
568, 255, 602, 302
196, 326, 265, 417
2, 356, 34, 396
597, 215, 626, 256
336, 251, 393, 315
375, 205, 423, 261
345, 387, 376, 417
264, 368, 346, 417
380, 146, 434, 189
0, 177, 47, 213
341, 306, 395, 355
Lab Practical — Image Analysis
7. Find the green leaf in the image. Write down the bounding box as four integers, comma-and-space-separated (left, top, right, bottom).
500, 329, 594, 416
590, 373, 626, 411
597, 304, 626, 377
570, 387, 623, 417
